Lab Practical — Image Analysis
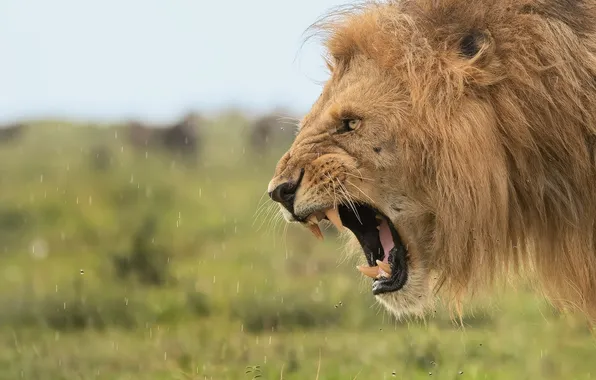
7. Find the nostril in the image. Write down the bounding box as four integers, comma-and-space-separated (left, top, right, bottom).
269, 182, 296, 204
268, 168, 305, 212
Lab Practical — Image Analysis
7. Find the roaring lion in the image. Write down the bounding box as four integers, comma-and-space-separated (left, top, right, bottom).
267, 0, 596, 324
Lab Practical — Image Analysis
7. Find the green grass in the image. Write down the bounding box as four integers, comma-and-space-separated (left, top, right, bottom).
0, 116, 595, 380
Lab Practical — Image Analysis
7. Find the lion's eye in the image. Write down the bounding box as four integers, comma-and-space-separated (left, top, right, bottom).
337, 118, 361, 134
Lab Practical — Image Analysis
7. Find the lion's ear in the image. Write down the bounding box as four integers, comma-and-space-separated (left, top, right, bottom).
458, 29, 493, 65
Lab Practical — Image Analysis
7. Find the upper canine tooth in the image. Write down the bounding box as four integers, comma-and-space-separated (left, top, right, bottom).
376, 260, 392, 275
307, 214, 318, 225
325, 208, 343, 230
356, 265, 379, 279
307, 224, 324, 241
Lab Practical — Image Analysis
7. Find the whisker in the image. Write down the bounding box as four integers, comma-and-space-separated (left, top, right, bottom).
256, 202, 278, 233
265, 205, 284, 235
282, 219, 290, 249
253, 198, 275, 228
254, 205, 272, 233
253, 191, 270, 218
344, 172, 374, 182
345, 179, 376, 206
324, 173, 361, 224
252, 190, 270, 217
336, 180, 362, 224
325, 174, 341, 210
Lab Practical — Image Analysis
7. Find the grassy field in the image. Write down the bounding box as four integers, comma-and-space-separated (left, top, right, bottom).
0, 115, 595, 380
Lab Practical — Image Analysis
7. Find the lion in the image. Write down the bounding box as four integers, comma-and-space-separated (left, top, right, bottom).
266, 0, 596, 324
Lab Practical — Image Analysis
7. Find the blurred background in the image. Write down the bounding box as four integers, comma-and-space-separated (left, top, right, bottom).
1, 1, 595, 379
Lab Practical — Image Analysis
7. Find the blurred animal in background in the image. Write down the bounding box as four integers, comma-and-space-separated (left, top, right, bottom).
89, 144, 113, 172
161, 112, 201, 155
249, 111, 296, 154
126, 112, 202, 158
0, 123, 26, 144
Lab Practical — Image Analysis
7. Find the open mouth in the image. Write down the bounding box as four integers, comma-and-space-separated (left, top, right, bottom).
303, 204, 409, 295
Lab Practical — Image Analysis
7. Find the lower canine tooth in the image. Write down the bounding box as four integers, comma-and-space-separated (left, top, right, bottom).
356, 265, 379, 279
308, 224, 324, 240
325, 208, 343, 230
376, 260, 392, 275
307, 215, 318, 224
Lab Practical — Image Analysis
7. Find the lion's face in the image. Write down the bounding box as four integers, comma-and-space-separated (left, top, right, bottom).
267, 0, 593, 320
268, 51, 437, 317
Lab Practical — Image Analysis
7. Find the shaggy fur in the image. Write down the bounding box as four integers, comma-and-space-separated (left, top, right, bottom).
268, 0, 596, 324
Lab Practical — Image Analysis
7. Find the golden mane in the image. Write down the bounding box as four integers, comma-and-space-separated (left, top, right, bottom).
270, 0, 596, 324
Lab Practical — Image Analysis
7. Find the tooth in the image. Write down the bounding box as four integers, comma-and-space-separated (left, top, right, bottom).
308, 224, 324, 240
376, 260, 392, 275
356, 265, 379, 279
307, 215, 318, 225
325, 208, 343, 230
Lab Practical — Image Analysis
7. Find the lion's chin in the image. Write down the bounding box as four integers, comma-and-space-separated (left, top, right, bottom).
374, 265, 433, 320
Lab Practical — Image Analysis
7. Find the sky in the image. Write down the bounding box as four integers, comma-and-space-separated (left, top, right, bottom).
0, 0, 346, 124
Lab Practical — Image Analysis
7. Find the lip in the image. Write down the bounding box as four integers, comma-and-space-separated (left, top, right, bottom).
300, 203, 409, 295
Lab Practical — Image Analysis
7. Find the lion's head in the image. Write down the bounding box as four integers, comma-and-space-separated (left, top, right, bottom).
267, 0, 596, 323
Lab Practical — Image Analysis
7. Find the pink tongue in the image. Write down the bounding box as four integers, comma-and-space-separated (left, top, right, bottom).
379, 219, 395, 263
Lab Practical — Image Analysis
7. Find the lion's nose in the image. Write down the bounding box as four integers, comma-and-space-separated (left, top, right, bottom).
268, 168, 305, 214
269, 182, 298, 211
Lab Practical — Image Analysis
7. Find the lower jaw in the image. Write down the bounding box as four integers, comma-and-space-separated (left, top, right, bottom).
371, 242, 409, 295
337, 205, 410, 295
